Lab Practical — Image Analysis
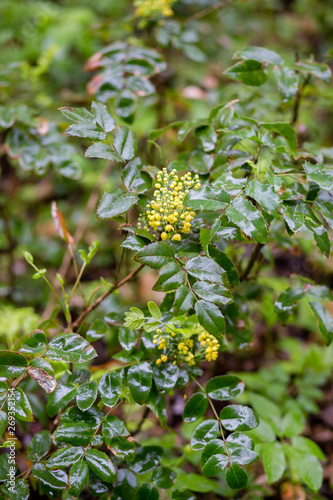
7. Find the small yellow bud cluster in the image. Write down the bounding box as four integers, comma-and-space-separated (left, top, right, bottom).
198, 332, 219, 362
134, 0, 175, 17
138, 168, 200, 242
178, 339, 195, 366
153, 328, 169, 364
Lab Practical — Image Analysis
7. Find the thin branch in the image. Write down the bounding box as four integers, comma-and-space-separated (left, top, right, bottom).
71, 264, 144, 330
291, 74, 311, 126
132, 406, 150, 437
240, 243, 264, 281
186, 0, 235, 23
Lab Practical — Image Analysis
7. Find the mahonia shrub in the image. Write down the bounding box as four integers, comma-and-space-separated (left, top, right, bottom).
0, 1, 332, 500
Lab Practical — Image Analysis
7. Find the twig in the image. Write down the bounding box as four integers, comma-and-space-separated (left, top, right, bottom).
132, 406, 150, 436
240, 243, 264, 281
291, 73, 311, 126
186, 0, 235, 23
71, 264, 144, 330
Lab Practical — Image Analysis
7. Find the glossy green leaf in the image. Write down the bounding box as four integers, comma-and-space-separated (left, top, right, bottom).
262, 442, 286, 484
151, 465, 176, 488
32, 463, 68, 490
46, 383, 76, 418
153, 361, 179, 394
130, 446, 163, 474
304, 162, 333, 191
97, 187, 139, 219
260, 122, 297, 151
47, 446, 84, 468
134, 241, 175, 269
226, 196, 268, 243
85, 449, 117, 483
12, 388, 34, 422
1, 478, 29, 500
153, 262, 184, 292
0, 411, 8, 436
123, 158, 150, 193
201, 439, 228, 476
305, 219, 330, 257
173, 285, 195, 314
195, 300, 225, 338
274, 66, 299, 102
183, 393, 208, 423
20, 330, 47, 354
114, 126, 137, 161
295, 60, 331, 83
85, 142, 124, 162
227, 441, 258, 465
119, 327, 137, 352
245, 179, 280, 214
102, 415, 129, 445
27, 430, 51, 461
308, 301, 333, 345
91, 101, 116, 133
147, 301, 162, 320
220, 405, 259, 431
208, 245, 240, 285
225, 60, 268, 86
107, 435, 136, 460
76, 381, 98, 411
146, 384, 167, 427
191, 419, 219, 450
234, 46, 284, 65
192, 281, 232, 305
185, 256, 225, 284
226, 463, 248, 489
185, 186, 229, 211
0, 351, 27, 382
68, 461, 89, 496
206, 375, 244, 401
98, 371, 122, 407
128, 362, 153, 404
134, 482, 159, 500
195, 126, 217, 152
47, 334, 97, 363
112, 470, 137, 500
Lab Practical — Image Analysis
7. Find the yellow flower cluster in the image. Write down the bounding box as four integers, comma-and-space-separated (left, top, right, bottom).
178, 338, 195, 366
138, 168, 201, 242
153, 328, 175, 364
134, 0, 175, 17
198, 332, 219, 362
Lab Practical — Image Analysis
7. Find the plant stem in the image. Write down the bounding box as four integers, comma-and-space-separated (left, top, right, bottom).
240, 242, 264, 281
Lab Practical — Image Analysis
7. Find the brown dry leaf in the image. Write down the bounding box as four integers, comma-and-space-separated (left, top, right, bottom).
27, 366, 57, 394
280, 482, 306, 500
51, 201, 74, 244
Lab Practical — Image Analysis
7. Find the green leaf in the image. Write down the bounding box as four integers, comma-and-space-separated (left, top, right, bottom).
173, 285, 195, 314
308, 301, 333, 345
85, 449, 117, 483
32, 463, 68, 490
195, 300, 225, 338
47, 334, 97, 363
113, 126, 137, 161
12, 388, 34, 422
185, 256, 225, 284
123, 158, 150, 193
191, 419, 219, 450
206, 375, 244, 401
119, 327, 137, 352
85, 142, 124, 162
192, 281, 233, 305
102, 415, 129, 445
112, 470, 137, 500
260, 122, 297, 152
59, 106, 95, 123
184, 186, 229, 211
183, 393, 208, 423
97, 187, 139, 219
295, 60, 331, 83
1, 478, 29, 500
115, 89, 137, 119
226, 463, 248, 489
153, 361, 179, 394
274, 66, 299, 102
245, 180, 280, 214
305, 219, 330, 257
151, 465, 176, 489
130, 446, 163, 474
226, 196, 268, 244
291, 436, 326, 461
68, 461, 89, 496
234, 46, 284, 65
195, 126, 217, 152
27, 430, 51, 461
201, 439, 228, 476
153, 262, 184, 292
76, 381, 98, 411
262, 442, 287, 484
127, 362, 153, 404
46, 384, 77, 418
134, 241, 175, 270
284, 444, 323, 491
226, 431, 254, 449
134, 483, 159, 500
47, 446, 84, 468
0, 351, 27, 382
108, 436, 136, 461
281, 203, 304, 233
20, 330, 47, 354
171, 490, 196, 500
91, 101, 116, 133
147, 301, 162, 320
227, 442, 258, 465
303, 162, 333, 190
225, 60, 268, 86
146, 384, 167, 426
220, 405, 259, 431
99, 371, 122, 407
53, 422, 94, 446
0, 411, 8, 436
280, 410, 305, 437
208, 245, 240, 285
